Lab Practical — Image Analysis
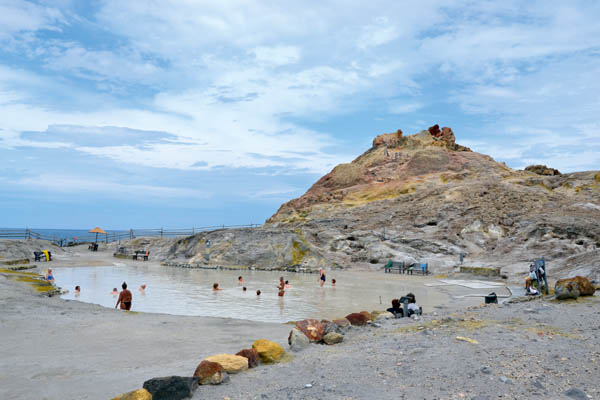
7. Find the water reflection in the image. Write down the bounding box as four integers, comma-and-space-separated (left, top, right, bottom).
54, 265, 473, 323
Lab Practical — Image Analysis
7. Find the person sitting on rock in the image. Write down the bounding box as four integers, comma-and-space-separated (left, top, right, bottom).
387, 298, 403, 317
525, 264, 544, 294
45, 268, 54, 283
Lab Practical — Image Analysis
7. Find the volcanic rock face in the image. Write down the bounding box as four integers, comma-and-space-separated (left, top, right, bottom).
264, 126, 600, 279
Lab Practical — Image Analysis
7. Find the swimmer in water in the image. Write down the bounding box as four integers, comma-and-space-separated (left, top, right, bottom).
319, 268, 326, 287
111, 287, 118, 296
139, 284, 146, 292
213, 283, 222, 291
74, 285, 80, 296
331, 279, 336, 287
238, 276, 244, 285
277, 277, 285, 297
284, 280, 291, 289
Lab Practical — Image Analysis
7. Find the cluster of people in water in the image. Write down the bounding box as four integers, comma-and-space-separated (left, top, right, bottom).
211, 270, 336, 298
49, 267, 338, 312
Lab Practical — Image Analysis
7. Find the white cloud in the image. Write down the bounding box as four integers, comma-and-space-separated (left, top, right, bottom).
0, 0, 64, 39
357, 17, 399, 50
250, 45, 300, 66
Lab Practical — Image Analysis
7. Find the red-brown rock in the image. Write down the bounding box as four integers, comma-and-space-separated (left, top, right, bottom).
428, 124, 441, 137
235, 348, 259, 368
345, 313, 369, 326
193, 360, 226, 385
295, 319, 324, 342
359, 311, 373, 321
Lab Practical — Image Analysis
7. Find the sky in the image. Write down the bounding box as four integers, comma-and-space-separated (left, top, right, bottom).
1, 0, 599, 229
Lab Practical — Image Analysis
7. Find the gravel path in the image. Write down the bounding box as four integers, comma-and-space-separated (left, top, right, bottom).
196, 296, 599, 400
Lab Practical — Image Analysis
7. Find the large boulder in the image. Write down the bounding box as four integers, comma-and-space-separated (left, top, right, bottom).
112, 389, 152, 400
345, 313, 369, 326
555, 276, 596, 300
235, 348, 259, 368
372, 129, 402, 147
143, 376, 198, 400
193, 361, 228, 385
288, 327, 310, 352
252, 339, 285, 363
323, 332, 344, 345
332, 318, 351, 332
295, 319, 324, 342
204, 354, 248, 373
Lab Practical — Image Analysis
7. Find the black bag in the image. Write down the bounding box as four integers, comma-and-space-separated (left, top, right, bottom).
485, 292, 498, 304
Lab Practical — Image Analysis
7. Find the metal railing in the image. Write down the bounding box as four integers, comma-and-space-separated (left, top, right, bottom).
0, 224, 261, 246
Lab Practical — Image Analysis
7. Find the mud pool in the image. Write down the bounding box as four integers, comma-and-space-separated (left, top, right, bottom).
54, 265, 508, 323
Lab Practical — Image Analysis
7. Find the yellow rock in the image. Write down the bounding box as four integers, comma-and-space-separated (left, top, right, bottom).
456, 336, 479, 344
252, 339, 284, 363
112, 388, 152, 400
204, 354, 249, 373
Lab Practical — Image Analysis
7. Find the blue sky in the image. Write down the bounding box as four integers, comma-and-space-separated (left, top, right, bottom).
1, 1, 599, 229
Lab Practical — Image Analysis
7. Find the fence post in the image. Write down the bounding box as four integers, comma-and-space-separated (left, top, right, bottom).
130, 229, 133, 240
160, 228, 163, 238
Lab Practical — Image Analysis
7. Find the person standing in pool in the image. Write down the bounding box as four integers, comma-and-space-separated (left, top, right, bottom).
277, 277, 285, 296
115, 282, 132, 311
319, 268, 326, 287
238, 276, 244, 285
45, 268, 54, 283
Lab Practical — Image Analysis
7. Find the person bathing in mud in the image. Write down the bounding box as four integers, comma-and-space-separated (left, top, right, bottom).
331, 279, 336, 287
74, 285, 80, 296
238, 276, 244, 285
319, 268, 326, 287
111, 287, 118, 296
277, 277, 285, 296
139, 284, 146, 292
213, 283, 223, 291
115, 282, 132, 311
284, 280, 291, 289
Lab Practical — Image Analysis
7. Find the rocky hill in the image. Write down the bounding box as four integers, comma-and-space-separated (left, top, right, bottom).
261, 125, 600, 279
131, 125, 599, 281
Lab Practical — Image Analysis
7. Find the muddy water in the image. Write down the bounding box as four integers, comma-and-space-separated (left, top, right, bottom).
55, 265, 505, 323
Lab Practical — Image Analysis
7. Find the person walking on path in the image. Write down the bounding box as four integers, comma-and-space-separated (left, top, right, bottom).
115, 282, 132, 310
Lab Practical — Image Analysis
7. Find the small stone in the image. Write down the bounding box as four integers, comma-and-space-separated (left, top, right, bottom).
480, 366, 492, 375
111, 388, 152, 400
564, 388, 588, 400
305, 384, 312, 388
252, 339, 285, 363
323, 332, 344, 345
143, 376, 198, 399
345, 313, 369, 326
236, 348, 259, 368
204, 354, 249, 373
499, 376, 512, 384
288, 328, 310, 352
